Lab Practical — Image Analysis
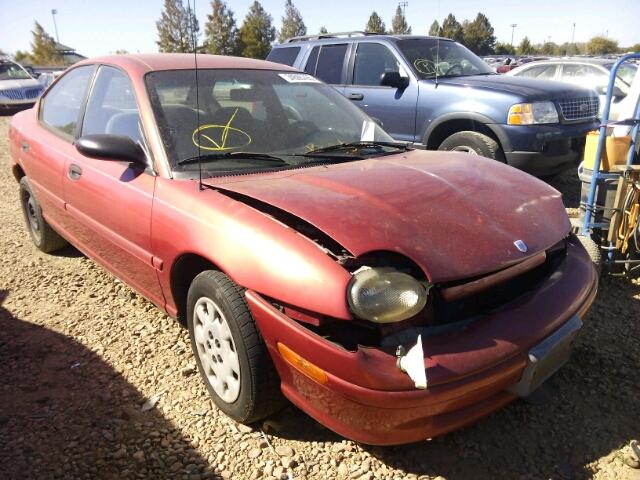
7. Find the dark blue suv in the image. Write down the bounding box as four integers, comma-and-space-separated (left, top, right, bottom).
267, 33, 600, 176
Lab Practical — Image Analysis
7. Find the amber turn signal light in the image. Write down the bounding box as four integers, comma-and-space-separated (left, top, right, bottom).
277, 342, 328, 385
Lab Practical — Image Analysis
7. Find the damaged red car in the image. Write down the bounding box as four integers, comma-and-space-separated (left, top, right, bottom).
9, 54, 598, 445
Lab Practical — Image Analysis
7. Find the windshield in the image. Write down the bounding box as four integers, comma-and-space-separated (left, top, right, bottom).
145, 69, 395, 176
396, 39, 494, 80
606, 63, 638, 87
0, 62, 32, 81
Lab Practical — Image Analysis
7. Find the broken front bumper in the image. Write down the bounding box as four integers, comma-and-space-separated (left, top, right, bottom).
245, 238, 598, 445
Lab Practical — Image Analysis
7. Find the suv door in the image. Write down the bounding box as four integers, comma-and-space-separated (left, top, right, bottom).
30, 65, 95, 229
63, 65, 164, 305
303, 43, 349, 94
343, 42, 417, 142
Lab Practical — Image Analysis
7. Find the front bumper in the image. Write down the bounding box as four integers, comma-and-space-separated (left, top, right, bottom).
247, 238, 598, 445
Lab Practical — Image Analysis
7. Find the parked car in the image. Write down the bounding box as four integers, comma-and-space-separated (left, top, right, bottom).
0, 59, 45, 110
507, 58, 639, 119
267, 34, 600, 176
9, 54, 598, 445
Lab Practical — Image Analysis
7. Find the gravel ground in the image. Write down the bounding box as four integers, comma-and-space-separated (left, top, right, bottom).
1, 113, 639, 480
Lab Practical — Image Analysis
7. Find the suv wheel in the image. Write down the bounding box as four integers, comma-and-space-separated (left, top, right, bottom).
438, 131, 505, 161
186, 270, 286, 424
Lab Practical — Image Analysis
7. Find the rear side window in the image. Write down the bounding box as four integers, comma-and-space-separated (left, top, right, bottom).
82, 66, 142, 144
40, 65, 95, 139
518, 64, 557, 80
266, 47, 301, 66
313, 44, 347, 84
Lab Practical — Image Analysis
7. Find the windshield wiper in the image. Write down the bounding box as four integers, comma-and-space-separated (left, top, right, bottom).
298, 141, 411, 157
177, 151, 288, 166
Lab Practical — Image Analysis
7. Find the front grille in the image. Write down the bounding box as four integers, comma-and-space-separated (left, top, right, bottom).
557, 97, 599, 121
0, 87, 42, 100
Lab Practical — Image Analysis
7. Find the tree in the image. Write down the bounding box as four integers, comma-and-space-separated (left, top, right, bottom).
365, 11, 386, 34
462, 13, 496, 55
114, 49, 129, 55
156, 0, 199, 53
278, 0, 306, 43
204, 0, 240, 55
239, 1, 276, 59
428, 20, 441, 36
440, 13, 463, 43
14, 51, 32, 64
540, 41, 558, 55
19, 22, 63, 65
517, 36, 534, 55
390, 5, 411, 34
319, 26, 328, 34
586, 36, 619, 55
495, 42, 515, 55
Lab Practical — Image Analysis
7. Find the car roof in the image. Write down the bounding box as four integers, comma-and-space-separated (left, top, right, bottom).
521, 57, 613, 67
275, 34, 453, 46
74, 53, 300, 73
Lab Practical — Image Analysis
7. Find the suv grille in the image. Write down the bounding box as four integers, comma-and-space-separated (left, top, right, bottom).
557, 97, 599, 121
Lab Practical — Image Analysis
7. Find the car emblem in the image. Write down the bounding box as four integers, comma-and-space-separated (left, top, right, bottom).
579, 103, 589, 112
514, 240, 528, 253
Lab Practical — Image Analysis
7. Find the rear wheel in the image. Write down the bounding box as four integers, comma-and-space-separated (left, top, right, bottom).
187, 270, 285, 423
19, 176, 68, 253
438, 131, 505, 161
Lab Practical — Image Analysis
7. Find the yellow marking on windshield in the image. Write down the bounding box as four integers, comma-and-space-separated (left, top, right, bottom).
191, 108, 252, 151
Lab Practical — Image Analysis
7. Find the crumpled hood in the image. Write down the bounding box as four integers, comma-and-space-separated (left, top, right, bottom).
434, 74, 597, 100
204, 150, 570, 282
0, 78, 40, 90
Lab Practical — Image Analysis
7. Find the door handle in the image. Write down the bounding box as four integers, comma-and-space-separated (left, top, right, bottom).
348, 93, 364, 101
68, 164, 83, 180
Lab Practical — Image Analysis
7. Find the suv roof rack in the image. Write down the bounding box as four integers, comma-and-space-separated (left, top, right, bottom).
284, 31, 376, 43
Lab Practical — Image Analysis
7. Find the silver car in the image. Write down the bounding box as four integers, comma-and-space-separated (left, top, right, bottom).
0, 60, 45, 110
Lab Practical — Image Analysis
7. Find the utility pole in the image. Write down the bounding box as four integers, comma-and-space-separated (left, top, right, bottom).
510, 23, 517, 46
398, 1, 408, 19
51, 9, 60, 43
571, 22, 576, 44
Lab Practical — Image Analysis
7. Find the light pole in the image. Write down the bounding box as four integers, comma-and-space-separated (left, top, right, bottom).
571, 22, 576, 55
510, 23, 517, 46
398, 1, 408, 18
51, 9, 60, 43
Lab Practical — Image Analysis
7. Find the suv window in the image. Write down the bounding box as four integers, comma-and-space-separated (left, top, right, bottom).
82, 66, 142, 144
353, 43, 400, 86
266, 46, 301, 66
519, 64, 557, 79
40, 65, 94, 139
311, 44, 347, 84
304, 46, 320, 75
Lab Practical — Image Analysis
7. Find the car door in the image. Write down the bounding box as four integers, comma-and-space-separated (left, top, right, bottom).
343, 42, 418, 142
25, 65, 95, 230
62, 64, 164, 305
303, 43, 349, 95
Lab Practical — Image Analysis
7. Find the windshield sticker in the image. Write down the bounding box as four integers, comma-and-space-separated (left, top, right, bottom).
414, 58, 437, 76
278, 73, 321, 83
191, 108, 252, 151
360, 120, 376, 142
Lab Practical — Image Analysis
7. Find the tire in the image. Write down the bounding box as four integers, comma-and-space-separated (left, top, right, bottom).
19, 176, 68, 253
187, 270, 285, 424
438, 131, 505, 161
576, 234, 602, 276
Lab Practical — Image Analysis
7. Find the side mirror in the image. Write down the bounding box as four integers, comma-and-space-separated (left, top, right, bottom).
380, 71, 409, 89
75, 134, 147, 167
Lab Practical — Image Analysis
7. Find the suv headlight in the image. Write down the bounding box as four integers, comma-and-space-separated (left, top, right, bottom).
508, 101, 559, 125
347, 267, 429, 323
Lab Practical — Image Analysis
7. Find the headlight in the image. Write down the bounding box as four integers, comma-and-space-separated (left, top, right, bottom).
347, 267, 428, 323
507, 101, 559, 125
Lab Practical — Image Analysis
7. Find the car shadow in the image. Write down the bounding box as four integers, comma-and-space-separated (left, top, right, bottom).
265, 275, 639, 479
0, 289, 217, 479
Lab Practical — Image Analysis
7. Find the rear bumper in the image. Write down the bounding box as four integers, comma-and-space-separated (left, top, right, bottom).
246, 238, 598, 445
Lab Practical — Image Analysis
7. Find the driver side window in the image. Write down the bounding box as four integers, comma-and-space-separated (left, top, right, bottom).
353, 43, 401, 86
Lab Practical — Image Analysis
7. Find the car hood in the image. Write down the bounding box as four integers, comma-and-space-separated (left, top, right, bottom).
204, 150, 570, 282
433, 74, 596, 99
0, 78, 40, 90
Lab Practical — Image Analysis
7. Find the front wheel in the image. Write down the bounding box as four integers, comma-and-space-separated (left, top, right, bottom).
186, 270, 285, 424
438, 131, 505, 161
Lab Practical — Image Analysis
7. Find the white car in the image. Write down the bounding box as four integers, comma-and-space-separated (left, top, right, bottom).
507, 58, 639, 120
0, 60, 45, 110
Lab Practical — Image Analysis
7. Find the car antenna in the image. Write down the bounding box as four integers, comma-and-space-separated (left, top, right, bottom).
188, 0, 204, 190
435, 0, 440, 88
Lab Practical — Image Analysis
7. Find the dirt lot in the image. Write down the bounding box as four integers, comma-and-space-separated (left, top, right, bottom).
0, 113, 639, 480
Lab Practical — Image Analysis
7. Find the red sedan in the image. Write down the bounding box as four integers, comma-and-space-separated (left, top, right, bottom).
8, 54, 597, 445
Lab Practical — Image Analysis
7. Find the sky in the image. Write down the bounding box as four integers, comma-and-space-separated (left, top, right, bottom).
1, 0, 639, 57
